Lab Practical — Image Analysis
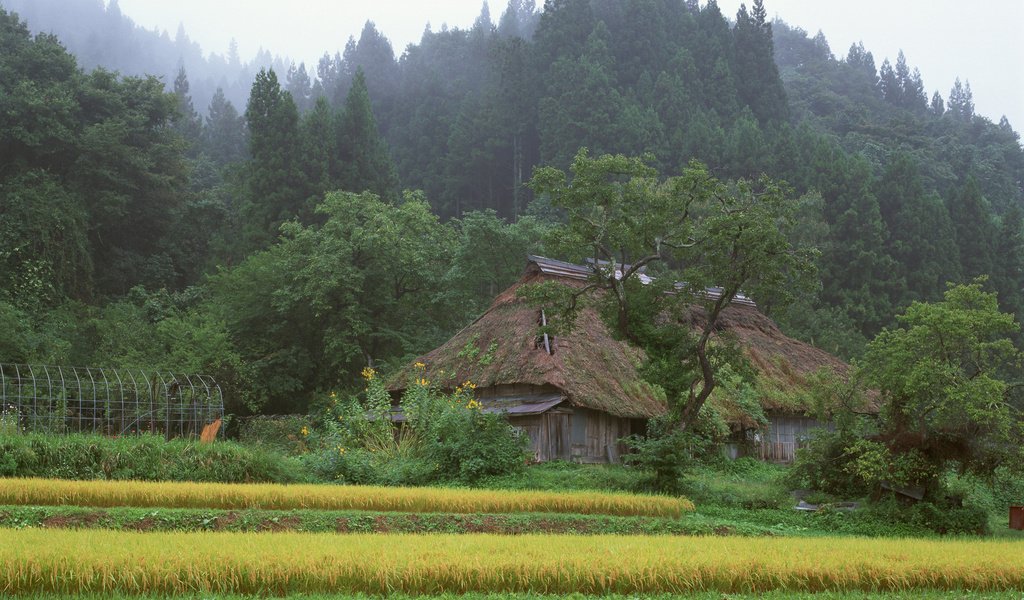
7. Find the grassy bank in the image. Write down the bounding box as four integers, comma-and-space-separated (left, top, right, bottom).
0, 505, 742, 536
0, 433, 310, 483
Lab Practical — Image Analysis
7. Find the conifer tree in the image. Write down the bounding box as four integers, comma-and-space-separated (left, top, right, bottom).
498, 0, 540, 39
948, 77, 975, 121
732, 0, 788, 123
301, 96, 338, 204
286, 62, 313, 112
172, 66, 202, 152
537, 22, 625, 168
335, 69, 398, 199
243, 68, 306, 247
947, 176, 996, 279
819, 155, 897, 335
204, 88, 246, 167
878, 58, 899, 104
877, 153, 961, 305
993, 205, 1024, 315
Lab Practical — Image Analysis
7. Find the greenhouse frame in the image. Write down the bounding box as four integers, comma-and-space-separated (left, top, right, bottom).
0, 363, 223, 440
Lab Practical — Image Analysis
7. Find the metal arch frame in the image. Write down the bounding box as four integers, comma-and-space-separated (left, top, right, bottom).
0, 363, 224, 440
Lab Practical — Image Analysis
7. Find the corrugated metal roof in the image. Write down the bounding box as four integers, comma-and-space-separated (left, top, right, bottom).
528, 255, 757, 307
528, 255, 591, 280
384, 395, 566, 421
489, 397, 565, 416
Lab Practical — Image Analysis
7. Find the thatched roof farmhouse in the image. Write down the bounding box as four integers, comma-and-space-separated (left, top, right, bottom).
390, 256, 849, 463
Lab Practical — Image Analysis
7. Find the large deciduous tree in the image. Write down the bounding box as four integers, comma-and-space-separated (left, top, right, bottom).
211, 190, 453, 412
859, 281, 1023, 497
529, 149, 816, 430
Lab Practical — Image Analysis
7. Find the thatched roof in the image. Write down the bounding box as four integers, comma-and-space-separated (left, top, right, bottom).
390, 256, 853, 421
679, 304, 852, 415
389, 262, 666, 419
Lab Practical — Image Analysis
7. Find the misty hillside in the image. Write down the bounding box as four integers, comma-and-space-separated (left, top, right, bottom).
2, 0, 1023, 413
0, 0, 291, 113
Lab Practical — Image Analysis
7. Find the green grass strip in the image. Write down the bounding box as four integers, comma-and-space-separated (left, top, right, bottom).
0, 505, 751, 536
0, 477, 690, 517
2, 529, 1023, 595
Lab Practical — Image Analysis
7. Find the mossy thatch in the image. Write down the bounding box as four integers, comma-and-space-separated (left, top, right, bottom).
389, 266, 666, 419
679, 304, 851, 414
392, 258, 852, 422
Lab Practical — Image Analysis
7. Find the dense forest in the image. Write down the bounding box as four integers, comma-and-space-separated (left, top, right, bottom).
2, 0, 1022, 415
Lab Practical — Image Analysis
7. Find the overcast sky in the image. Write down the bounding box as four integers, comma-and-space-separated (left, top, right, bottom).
116, 0, 1024, 130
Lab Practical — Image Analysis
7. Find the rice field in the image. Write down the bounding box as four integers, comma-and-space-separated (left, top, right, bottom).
2, 529, 1023, 595
0, 477, 690, 517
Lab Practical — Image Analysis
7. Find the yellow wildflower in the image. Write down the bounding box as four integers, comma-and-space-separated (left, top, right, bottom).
361, 367, 376, 380
300, 426, 309, 437
414, 361, 426, 369
337, 446, 347, 455
416, 377, 430, 387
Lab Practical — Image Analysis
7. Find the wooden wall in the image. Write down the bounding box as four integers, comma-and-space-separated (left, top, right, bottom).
510, 407, 642, 463
756, 411, 830, 463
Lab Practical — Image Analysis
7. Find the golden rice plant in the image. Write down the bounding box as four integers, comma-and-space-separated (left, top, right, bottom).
1, 529, 1023, 595
0, 477, 692, 517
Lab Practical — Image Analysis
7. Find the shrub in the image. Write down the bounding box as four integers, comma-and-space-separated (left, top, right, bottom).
991, 466, 1024, 511
787, 421, 878, 498
623, 417, 709, 495
0, 433, 310, 483
865, 496, 990, 536
305, 367, 528, 485
477, 461, 647, 492
236, 415, 311, 455
424, 406, 528, 482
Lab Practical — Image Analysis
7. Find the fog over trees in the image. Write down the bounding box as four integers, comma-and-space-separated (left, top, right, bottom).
1, 0, 1022, 414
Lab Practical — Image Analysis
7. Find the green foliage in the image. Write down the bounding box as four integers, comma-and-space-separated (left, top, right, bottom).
5, 0, 1024, 465
0, 434, 310, 483
530, 149, 816, 432
444, 210, 550, 315
335, 69, 398, 199
0, 301, 36, 362
683, 459, 791, 509
0, 9, 190, 298
305, 370, 527, 485
787, 372, 880, 497
794, 281, 1024, 532
236, 415, 313, 456
861, 281, 1022, 492
478, 461, 646, 493
865, 496, 989, 536
623, 417, 709, 495
210, 190, 455, 411
242, 67, 307, 248
732, 0, 789, 124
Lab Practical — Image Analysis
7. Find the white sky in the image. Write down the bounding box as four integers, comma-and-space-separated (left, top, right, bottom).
116, 0, 1024, 130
